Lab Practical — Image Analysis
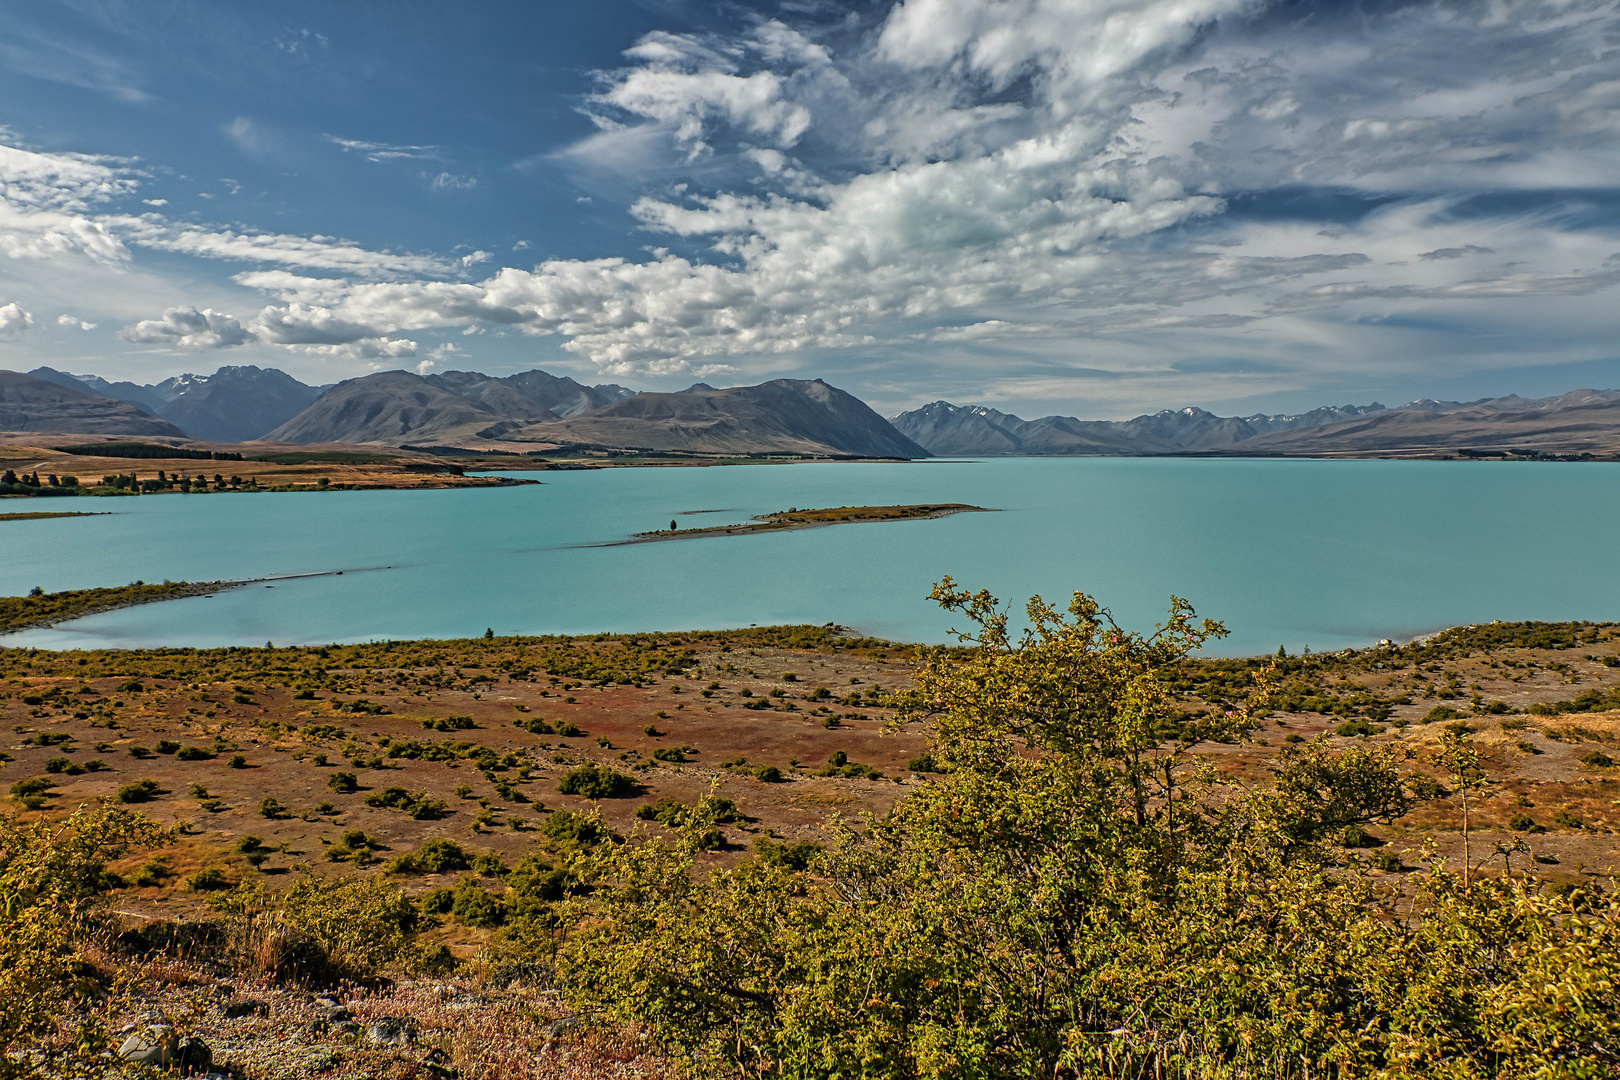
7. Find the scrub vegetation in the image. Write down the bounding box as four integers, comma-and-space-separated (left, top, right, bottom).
0, 585, 1618, 1077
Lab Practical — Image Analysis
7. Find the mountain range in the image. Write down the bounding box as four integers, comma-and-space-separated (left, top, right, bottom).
264, 371, 927, 458
6, 360, 1620, 459
889, 392, 1620, 458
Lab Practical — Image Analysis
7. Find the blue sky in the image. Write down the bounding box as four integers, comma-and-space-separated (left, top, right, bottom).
3, 0, 1620, 419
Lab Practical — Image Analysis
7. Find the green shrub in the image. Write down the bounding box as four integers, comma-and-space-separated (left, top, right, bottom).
557, 763, 637, 799
391, 838, 471, 875
1507, 811, 1539, 832
1333, 718, 1374, 737
472, 852, 508, 877
542, 809, 610, 847
186, 866, 229, 891
1580, 749, 1614, 768
449, 879, 506, 928
1422, 705, 1462, 724
754, 765, 784, 783
753, 837, 823, 871
175, 745, 212, 760
155, 739, 179, 755
259, 796, 289, 819
327, 771, 359, 793
117, 779, 163, 803
227, 754, 247, 769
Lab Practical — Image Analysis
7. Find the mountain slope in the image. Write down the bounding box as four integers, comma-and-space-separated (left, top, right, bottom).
495, 369, 623, 418
153, 365, 322, 442
893, 401, 1391, 455
27, 367, 168, 413
426, 371, 560, 422
262, 371, 503, 444
506, 379, 931, 457
0, 371, 190, 437
1237, 389, 1620, 456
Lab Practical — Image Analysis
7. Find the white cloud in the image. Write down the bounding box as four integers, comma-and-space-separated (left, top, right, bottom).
327, 136, 439, 162
0, 142, 134, 263
119, 306, 253, 349
56, 313, 95, 330
0, 301, 33, 337
428, 172, 477, 190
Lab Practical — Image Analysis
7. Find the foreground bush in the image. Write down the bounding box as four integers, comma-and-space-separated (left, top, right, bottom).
1, 805, 170, 1077
555, 580, 1620, 1079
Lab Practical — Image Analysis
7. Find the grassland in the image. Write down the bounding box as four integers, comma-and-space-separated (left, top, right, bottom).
2, 613, 1617, 1077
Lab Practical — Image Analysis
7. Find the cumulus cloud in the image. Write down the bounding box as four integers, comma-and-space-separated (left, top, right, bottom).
0, 301, 33, 337
56, 314, 95, 330
119, 306, 253, 349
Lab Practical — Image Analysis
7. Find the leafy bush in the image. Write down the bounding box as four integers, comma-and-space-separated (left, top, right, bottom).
187, 866, 230, 891
390, 838, 471, 875
753, 837, 823, 872
364, 786, 449, 819
0, 806, 169, 1070
556, 763, 637, 798
449, 879, 506, 928
155, 739, 179, 755
551, 581, 1620, 1079
259, 796, 289, 819
327, 771, 359, 793
542, 809, 611, 847
1580, 749, 1615, 768
117, 779, 163, 803
754, 765, 784, 783
1333, 717, 1374, 737
175, 745, 212, 760
1507, 811, 1539, 832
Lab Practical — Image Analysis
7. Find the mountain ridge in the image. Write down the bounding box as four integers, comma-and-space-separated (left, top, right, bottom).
890, 393, 1620, 457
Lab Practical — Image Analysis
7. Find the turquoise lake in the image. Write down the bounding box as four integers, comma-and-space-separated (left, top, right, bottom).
2, 457, 1617, 656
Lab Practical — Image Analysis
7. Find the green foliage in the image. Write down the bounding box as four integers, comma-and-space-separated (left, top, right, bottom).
552, 581, 1620, 1079
116, 779, 163, 804
0, 806, 170, 1076
364, 787, 448, 819
542, 810, 611, 848
327, 771, 358, 793
1580, 749, 1615, 768
389, 838, 471, 875
557, 762, 637, 799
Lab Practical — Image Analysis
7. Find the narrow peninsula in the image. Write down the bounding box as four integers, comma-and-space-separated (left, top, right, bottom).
624, 503, 995, 543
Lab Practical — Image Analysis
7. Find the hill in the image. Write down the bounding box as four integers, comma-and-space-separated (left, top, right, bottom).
502, 378, 931, 457
0, 370, 190, 437
261, 370, 506, 444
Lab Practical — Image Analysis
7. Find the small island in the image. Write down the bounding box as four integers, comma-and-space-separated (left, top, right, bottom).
626, 503, 995, 543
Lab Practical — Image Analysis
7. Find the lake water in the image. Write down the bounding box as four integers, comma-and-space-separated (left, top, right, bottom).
3, 457, 1617, 656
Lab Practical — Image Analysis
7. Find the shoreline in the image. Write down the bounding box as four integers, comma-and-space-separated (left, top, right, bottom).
0, 567, 393, 637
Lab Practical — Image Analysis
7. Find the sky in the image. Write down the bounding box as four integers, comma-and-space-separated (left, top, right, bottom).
2, 0, 1620, 420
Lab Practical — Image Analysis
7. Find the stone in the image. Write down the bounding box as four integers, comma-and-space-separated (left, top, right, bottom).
224, 998, 270, 1019
118, 1027, 176, 1066
365, 1017, 413, 1047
